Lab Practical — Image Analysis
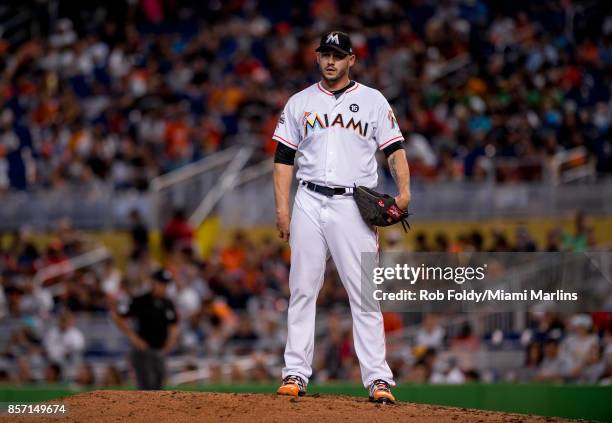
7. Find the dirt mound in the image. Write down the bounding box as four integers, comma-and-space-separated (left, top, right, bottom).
2, 390, 578, 422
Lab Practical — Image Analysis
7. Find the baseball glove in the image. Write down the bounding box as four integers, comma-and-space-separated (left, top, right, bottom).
353, 185, 411, 231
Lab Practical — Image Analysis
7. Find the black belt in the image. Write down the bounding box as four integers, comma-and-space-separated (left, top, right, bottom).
301, 180, 352, 197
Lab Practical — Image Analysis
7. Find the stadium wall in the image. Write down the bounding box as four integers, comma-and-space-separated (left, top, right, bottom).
5, 215, 610, 267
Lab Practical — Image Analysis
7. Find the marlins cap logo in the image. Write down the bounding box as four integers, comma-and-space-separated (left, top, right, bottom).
326, 33, 340, 44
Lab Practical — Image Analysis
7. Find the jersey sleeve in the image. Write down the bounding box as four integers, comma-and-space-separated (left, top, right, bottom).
374, 96, 404, 150
272, 98, 300, 150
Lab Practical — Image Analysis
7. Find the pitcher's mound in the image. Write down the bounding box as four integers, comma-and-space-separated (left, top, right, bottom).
4, 390, 576, 422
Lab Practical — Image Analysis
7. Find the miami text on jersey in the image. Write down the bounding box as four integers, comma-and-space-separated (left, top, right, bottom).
302, 111, 369, 138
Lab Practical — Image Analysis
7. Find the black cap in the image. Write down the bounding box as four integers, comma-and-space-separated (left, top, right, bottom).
152, 269, 173, 285
315, 31, 353, 55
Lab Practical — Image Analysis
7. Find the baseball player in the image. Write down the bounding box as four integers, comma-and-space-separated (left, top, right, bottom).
272, 31, 411, 403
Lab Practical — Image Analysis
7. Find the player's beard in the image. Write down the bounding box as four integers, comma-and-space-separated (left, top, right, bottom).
320, 63, 348, 85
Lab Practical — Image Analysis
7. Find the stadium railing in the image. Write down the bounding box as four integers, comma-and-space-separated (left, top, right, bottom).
150, 145, 253, 229
1, 157, 611, 230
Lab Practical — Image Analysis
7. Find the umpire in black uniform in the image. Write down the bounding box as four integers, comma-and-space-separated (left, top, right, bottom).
111, 269, 179, 390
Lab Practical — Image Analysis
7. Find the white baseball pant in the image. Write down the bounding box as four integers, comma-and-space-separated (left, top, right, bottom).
281, 183, 395, 388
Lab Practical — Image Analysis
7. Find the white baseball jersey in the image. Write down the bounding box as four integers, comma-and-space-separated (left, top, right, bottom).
272, 81, 404, 188
277, 79, 398, 388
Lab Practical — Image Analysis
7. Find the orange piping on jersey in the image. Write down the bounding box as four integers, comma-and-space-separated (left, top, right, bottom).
379, 135, 404, 149
272, 134, 298, 148
317, 82, 334, 96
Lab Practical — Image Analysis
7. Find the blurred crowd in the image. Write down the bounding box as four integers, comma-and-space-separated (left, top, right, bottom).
1, 207, 611, 387
392, 312, 612, 385
0, 212, 293, 385
393, 210, 599, 253
0, 0, 611, 191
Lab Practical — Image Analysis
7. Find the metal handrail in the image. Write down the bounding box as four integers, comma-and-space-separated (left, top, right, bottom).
32, 246, 111, 288
188, 146, 254, 226
150, 146, 241, 191
236, 158, 273, 186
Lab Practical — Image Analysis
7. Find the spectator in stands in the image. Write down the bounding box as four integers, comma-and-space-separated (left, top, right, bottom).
489, 230, 511, 252
561, 314, 600, 376
220, 231, 249, 272
123, 248, 157, 296
111, 269, 179, 390
180, 313, 206, 353
167, 247, 208, 319
576, 344, 606, 384
514, 226, 537, 252
129, 210, 149, 255
55, 219, 84, 257
528, 312, 565, 343
534, 338, 572, 382
100, 257, 122, 299
206, 363, 222, 384
414, 232, 430, 252
255, 317, 284, 355
249, 353, 273, 382
4, 326, 42, 361
75, 362, 96, 387
162, 209, 194, 253
16, 357, 35, 384
0, 284, 6, 319
406, 347, 438, 383
430, 356, 466, 384
545, 228, 563, 252
433, 233, 450, 252
203, 314, 229, 358
604, 324, 612, 359
562, 211, 591, 252
516, 342, 543, 382
4, 279, 53, 318
383, 230, 404, 253
469, 231, 485, 252
316, 312, 345, 381
101, 365, 124, 387
451, 323, 480, 352
0, 369, 10, 384
42, 311, 85, 371
0, 0, 609, 193
405, 360, 429, 383
230, 364, 245, 382
450, 322, 480, 371
44, 363, 63, 383
416, 314, 445, 350
600, 360, 612, 385
230, 314, 259, 356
